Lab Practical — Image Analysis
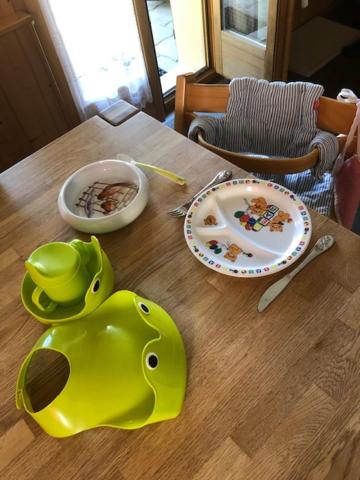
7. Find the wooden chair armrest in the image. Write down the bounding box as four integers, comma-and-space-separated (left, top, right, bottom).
197, 132, 319, 174
197, 132, 347, 175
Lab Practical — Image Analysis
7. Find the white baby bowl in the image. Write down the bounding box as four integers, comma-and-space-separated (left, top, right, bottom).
58, 159, 149, 234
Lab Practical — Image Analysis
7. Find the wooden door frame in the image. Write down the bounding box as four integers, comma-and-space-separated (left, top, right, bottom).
208, 0, 295, 81
266, 0, 295, 80
132, 0, 166, 122
208, 0, 223, 74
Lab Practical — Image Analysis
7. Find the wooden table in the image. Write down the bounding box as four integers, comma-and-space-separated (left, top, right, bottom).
1, 112, 360, 480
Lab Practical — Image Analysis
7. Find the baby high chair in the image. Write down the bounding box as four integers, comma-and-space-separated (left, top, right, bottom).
174, 73, 357, 175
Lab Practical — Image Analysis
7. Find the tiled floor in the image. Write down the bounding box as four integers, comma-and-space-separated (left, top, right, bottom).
147, 0, 178, 75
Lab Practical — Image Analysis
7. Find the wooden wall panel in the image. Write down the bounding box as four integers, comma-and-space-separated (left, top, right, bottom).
0, 14, 69, 170
0, 86, 32, 170
0, 1, 80, 129
0, 31, 51, 151
17, 24, 69, 136
0, 0, 15, 17
10, 0, 25, 10
14, 0, 81, 128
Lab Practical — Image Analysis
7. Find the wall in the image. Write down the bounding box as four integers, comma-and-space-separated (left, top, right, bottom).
0, 0, 80, 127
293, 0, 341, 29
0, 0, 79, 168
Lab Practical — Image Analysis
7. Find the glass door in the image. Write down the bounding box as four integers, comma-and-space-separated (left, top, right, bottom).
222, 0, 268, 44
210, 0, 294, 80
144, 0, 209, 94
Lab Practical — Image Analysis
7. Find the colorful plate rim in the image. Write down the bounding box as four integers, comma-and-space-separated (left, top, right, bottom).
184, 178, 312, 278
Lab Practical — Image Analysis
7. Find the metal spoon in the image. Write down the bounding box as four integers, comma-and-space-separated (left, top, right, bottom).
258, 235, 336, 312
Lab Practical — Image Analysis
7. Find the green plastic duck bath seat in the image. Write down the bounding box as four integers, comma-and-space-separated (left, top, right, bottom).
16, 291, 187, 437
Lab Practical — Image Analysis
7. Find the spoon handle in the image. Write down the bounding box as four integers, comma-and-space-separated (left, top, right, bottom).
134, 161, 187, 185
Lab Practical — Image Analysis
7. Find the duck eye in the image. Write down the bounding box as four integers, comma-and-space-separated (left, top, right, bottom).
92, 279, 100, 293
138, 302, 150, 314
146, 353, 158, 369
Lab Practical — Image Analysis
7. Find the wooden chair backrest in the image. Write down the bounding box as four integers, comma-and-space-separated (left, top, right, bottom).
175, 74, 357, 174
175, 73, 357, 137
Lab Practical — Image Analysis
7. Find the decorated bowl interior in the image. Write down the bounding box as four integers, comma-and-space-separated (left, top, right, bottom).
59, 159, 148, 221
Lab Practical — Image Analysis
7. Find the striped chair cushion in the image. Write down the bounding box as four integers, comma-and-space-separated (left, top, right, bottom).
188, 77, 339, 216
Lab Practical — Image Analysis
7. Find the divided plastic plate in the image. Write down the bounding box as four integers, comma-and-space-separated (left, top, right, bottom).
184, 179, 312, 277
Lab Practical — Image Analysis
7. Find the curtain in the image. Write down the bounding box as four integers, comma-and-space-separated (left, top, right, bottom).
39, 0, 152, 120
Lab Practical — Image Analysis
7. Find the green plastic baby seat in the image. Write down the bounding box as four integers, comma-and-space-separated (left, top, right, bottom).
16, 291, 187, 437
21, 236, 114, 324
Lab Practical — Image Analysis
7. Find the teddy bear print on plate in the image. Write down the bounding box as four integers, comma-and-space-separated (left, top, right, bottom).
184, 179, 312, 278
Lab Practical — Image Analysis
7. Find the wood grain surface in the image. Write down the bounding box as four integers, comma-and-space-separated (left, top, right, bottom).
0, 112, 360, 480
